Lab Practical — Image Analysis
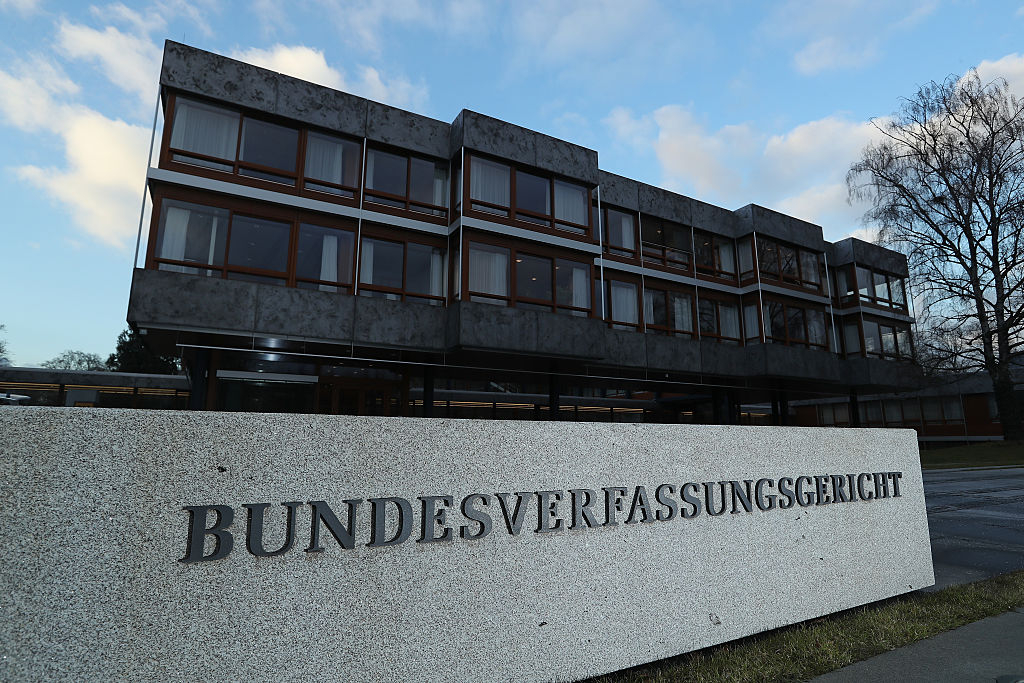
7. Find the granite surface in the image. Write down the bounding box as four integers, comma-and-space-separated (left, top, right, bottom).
0, 408, 933, 682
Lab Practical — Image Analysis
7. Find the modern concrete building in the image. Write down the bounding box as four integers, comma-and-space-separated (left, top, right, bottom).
126, 41, 919, 422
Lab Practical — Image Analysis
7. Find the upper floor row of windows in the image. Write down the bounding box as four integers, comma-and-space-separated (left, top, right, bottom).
160, 93, 908, 304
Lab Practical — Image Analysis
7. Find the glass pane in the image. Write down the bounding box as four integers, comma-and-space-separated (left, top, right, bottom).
468, 242, 509, 297
304, 132, 360, 187
406, 243, 444, 297
671, 292, 694, 333
820, 404, 834, 425
227, 216, 290, 273
608, 281, 638, 324
556, 259, 590, 309
516, 253, 553, 301
606, 208, 635, 251
834, 403, 849, 423
758, 238, 778, 276
903, 399, 921, 422
360, 237, 404, 289
837, 267, 853, 297
554, 180, 587, 225
169, 98, 239, 161
800, 251, 820, 284
640, 216, 663, 245
807, 309, 826, 346
410, 157, 447, 207
738, 238, 753, 276
470, 157, 510, 207
897, 328, 911, 358
884, 400, 902, 424
239, 119, 298, 172
698, 298, 717, 335
856, 267, 872, 297
516, 171, 550, 216
780, 245, 797, 277
296, 224, 354, 284
766, 302, 785, 340
863, 320, 881, 353
866, 401, 882, 422
743, 302, 760, 340
786, 306, 806, 341
874, 271, 889, 301
943, 396, 964, 420
880, 325, 896, 354
719, 303, 740, 339
843, 321, 861, 354
663, 223, 690, 250
366, 149, 407, 197
644, 289, 667, 328
922, 398, 943, 423
694, 232, 714, 270
157, 200, 229, 268
717, 240, 735, 274
891, 276, 906, 304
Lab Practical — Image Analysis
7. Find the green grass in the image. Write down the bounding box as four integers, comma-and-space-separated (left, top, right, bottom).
919, 440, 1024, 469
592, 570, 1024, 683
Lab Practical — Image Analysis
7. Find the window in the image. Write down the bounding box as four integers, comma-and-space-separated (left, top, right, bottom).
155, 199, 228, 275
555, 259, 591, 316
852, 266, 908, 310
903, 399, 922, 425
226, 215, 290, 283
468, 242, 510, 305
169, 98, 240, 171
601, 206, 636, 257
516, 253, 553, 307
641, 216, 691, 269
366, 148, 448, 217
360, 236, 445, 304
756, 236, 822, 290
743, 302, 761, 343
643, 287, 694, 336
295, 224, 355, 292
694, 231, 735, 279
843, 320, 861, 355
467, 156, 590, 234
606, 280, 639, 328
238, 119, 298, 183
304, 132, 361, 197
835, 265, 855, 304
762, 299, 829, 350
698, 297, 741, 344
738, 238, 755, 279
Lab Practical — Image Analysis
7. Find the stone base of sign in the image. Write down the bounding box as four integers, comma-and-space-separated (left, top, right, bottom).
0, 408, 933, 682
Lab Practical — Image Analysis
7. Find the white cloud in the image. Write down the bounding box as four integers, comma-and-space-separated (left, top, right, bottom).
56, 19, 162, 106
313, 0, 481, 52
793, 37, 877, 76
975, 52, 1024, 97
0, 0, 42, 14
232, 44, 428, 110
606, 104, 886, 240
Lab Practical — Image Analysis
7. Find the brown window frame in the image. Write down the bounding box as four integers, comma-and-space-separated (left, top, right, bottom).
602, 274, 643, 330
595, 203, 639, 259
755, 235, 823, 293
642, 283, 697, 337
693, 230, 737, 282
464, 154, 593, 240
363, 145, 449, 222
851, 265, 909, 313
641, 214, 693, 273
696, 291, 743, 344
357, 226, 448, 306
761, 297, 830, 350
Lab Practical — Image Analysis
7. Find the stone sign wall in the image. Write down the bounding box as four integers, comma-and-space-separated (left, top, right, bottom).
0, 408, 934, 681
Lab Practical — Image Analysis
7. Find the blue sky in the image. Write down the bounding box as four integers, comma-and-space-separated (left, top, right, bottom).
0, 0, 1022, 366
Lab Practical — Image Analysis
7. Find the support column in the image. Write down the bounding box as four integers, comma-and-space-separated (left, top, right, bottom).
779, 392, 790, 426
548, 373, 560, 421
849, 390, 861, 427
770, 397, 780, 426
187, 349, 210, 412
423, 366, 435, 418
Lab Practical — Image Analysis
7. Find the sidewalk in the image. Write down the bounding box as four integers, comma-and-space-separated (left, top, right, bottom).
811, 607, 1024, 682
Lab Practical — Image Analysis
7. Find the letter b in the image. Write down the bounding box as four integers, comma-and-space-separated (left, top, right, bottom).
181, 505, 234, 563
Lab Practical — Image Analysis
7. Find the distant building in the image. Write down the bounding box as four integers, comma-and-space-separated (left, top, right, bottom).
0, 367, 189, 409
125, 41, 919, 422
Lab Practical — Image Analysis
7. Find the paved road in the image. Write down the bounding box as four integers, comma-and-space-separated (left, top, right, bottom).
924, 465, 1024, 590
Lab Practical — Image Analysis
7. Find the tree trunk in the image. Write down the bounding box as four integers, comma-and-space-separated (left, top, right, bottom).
991, 372, 1023, 441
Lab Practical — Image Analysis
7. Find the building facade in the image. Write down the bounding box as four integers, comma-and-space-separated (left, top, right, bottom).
126, 41, 919, 422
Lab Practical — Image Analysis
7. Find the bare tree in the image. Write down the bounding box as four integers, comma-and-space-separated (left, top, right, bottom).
41, 350, 108, 372
848, 71, 1024, 440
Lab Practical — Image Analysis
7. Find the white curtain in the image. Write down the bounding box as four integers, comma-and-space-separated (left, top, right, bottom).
717, 241, 735, 274
610, 281, 637, 324
170, 99, 238, 159
554, 181, 586, 225
360, 239, 374, 284
429, 248, 444, 296
469, 245, 508, 296
609, 212, 634, 250
305, 133, 343, 183
319, 234, 338, 290
160, 207, 189, 263
365, 151, 377, 190
719, 304, 740, 338
571, 265, 588, 308
643, 290, 655, 324
673, 294, 693, 332
470, 158, 510, 207
433, 167, 448, 208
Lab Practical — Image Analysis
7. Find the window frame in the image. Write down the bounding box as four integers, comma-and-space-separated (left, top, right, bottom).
363, 144, 450, 221
761, 297, 830, 350
755, 235, 823, 293
357, 225, 448, 305
641, 214, 693, 273
693, 230, 737, 281
642, 282, 697, 337
696, 291, 743, 344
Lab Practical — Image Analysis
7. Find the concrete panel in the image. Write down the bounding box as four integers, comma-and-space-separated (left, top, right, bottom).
639, 184, 692, 226
644, 334, 702, 373
366, 102, 451, 160
698, 340, 752, 377
601, 328, 647, 368
692, 199, 740, 238
460, 111, 535, 170
534, 313, 606, 360
161, 41, 278, 115
448, 110, 465, 157
0, 409, 934, 681
450, 301, 539, 353
534, 136, 599, 186
128, 269, 258, 334
253, 285, 355, 342
353, 296, 447, 350
830, 238, 855, 266
275, 77, 367, 138
735, 204, 825, 251
841, 357, 922, 392
598, 171, 640, 211
850, 239, 910, 277
757, 344, 842, 382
